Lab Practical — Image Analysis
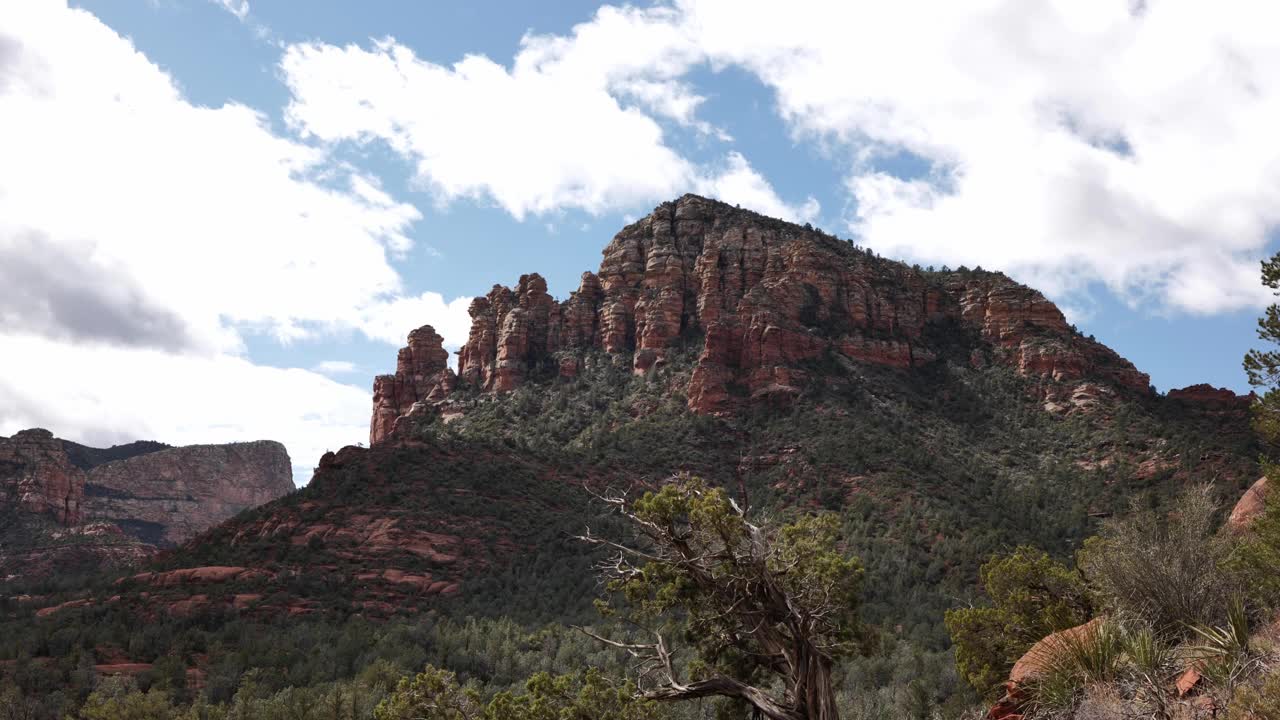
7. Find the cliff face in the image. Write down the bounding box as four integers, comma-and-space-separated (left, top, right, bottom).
0, 431, 292, 582
0, 429, 84, 526
370, 194, 1150, 444
83, 441, 294, 547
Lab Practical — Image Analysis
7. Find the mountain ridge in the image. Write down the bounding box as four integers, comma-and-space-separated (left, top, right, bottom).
3, 196, 1261, 715
372, 193, 1170, 445
85, 194, 1258, 631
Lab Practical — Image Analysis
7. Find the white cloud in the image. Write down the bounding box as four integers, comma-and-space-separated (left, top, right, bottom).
358, 292, 474, 349
282, 0, 1280, 315
697, 152, 819, 224
0, 334, 369, 485
674, 0, 1280, 313
278, 6, 811, 221
0, 2, 430, 352
0, 1, 469, 477
314, 360, 358, 374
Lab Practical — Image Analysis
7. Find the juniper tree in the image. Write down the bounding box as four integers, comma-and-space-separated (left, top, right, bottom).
576, 476, 866, 720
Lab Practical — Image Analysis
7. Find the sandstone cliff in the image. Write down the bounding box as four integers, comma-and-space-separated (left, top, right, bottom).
0, 429, 85, 526
0, 430, 293, 581
83, 441, 295, 547
371, 194, 1151, 444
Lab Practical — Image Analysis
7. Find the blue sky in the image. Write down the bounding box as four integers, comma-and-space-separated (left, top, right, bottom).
1, 1, 1277, 483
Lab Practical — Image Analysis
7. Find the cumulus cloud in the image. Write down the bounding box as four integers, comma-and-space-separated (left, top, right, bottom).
0, 1, 460, 477
279, 6, 813, 222
313, 360, 358, 375
0, 231, 194, 350
0, 3, 430, 351
358, 292, 474, 349
678, 0, 1280, 313
283, 0, 1280, 314
696, 152, 819, 225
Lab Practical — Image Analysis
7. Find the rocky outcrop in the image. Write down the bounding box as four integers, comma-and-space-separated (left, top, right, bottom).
1169, 383, 1252, 411
0, 431, 293, 581
989, 618, 1105, 719
370, 325, 456, 446
84, 441, 294, 546
1228, 476, 1270, 532
0, 429, 84, 525
456, 274, 561, 393
370, 195, 1154, 442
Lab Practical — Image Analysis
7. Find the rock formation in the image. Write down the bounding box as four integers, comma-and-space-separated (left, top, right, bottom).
1168, 383, 1252, 411
370, 194, 1152, 443
370, 326, 456, 446
0, 429, 84, 526
83, 441, 294, 546
0, 430, 293, 581
1229, 476, 1270, 532
989, 618, 1105, 719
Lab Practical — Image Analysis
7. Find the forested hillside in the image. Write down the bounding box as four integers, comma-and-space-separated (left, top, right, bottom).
1, 197, 1264, 719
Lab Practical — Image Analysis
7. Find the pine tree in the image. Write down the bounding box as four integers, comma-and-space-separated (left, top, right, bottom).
1245, 252, 1280, 466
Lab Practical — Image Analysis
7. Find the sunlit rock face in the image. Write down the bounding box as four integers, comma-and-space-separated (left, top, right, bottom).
370, 194, 1152, 442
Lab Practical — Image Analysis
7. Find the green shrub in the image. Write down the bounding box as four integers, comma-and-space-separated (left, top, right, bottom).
1078, 486, 1234, 634
945, 546, 1091, 696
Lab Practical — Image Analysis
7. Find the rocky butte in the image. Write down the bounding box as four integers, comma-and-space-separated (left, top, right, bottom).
371, 193, 1158, 444
0, 429, 293, 580
53, 194, 1258, 631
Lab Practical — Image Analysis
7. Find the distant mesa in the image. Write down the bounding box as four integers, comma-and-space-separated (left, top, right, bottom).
0, 428, 292, 581
370, 193, 1152, 445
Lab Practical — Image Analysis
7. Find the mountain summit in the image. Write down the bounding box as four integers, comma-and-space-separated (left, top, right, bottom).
372, 194, 1152, 444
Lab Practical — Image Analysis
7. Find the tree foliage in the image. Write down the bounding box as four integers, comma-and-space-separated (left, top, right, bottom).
77, 677, 174, 720
944, 547, 1091, 697
374, 665, 660, 720
1244, 252, 1280, 473
578, 475, 866, 720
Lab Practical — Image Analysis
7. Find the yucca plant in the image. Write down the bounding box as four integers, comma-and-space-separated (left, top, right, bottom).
1023, 621, 1125, 718
1123, 626, 1176, 720
1189, 597, 1257, 692
1064, 621, 1125, 683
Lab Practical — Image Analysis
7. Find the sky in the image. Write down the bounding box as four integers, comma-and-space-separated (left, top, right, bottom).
2, 0, 1279, 485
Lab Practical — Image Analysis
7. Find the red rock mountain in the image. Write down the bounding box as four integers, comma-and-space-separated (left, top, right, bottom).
31, 195, 1256, 638
372, 194, 1154, 443
0, 429, 293, 581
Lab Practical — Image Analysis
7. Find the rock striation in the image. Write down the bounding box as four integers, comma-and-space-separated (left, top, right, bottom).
370, 194, 1152, 444
0, 430, 293, 581
83, 441, 294, 546
0, 429, 84, 526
